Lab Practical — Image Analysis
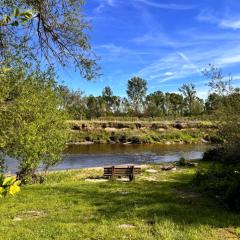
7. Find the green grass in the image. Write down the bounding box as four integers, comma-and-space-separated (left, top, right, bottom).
68, 119, 217, 144
0, 165, 239, 240
70, 128, 214, 144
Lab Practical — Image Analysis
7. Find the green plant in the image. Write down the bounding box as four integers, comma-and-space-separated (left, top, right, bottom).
177, 157, 187, 166
0, 175, 21, 197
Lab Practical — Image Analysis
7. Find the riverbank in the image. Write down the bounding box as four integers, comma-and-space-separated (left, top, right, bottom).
1, 163, 239, 239
68, 120, 219, 145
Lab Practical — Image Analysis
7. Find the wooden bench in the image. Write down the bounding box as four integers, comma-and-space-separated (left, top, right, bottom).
104, 166, 141, 181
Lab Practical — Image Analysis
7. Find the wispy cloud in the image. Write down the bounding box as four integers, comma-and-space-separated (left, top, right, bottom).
134, 0, 195, 10
94, 0, 117, 13
131, 31, 204, 49
96, 43, 149, 55
95, 43, 149, 64
137, 52, 202, 83
218, 54, 240, 65
220, 19, 240, 30
197, 11, 240, 30
136, 42, 240, 85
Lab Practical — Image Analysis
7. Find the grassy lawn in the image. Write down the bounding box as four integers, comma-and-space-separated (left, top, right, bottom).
0, 165, 239, 240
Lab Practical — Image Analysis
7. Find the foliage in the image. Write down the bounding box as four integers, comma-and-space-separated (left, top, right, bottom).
194, 163, 240, 211
195, 64, 240, 211
60, 80, 208, 119
0, 8, 33, 27
177, 157, 187, 166
0, 175, 21, 197
0, 66, 69, 180
178, 83, 202, 115
127, 76, 147, 115
0, 1, 99, 80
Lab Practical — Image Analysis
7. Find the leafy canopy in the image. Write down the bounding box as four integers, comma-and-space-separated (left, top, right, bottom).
0, 66, 69, 177
0, 0, 99, 80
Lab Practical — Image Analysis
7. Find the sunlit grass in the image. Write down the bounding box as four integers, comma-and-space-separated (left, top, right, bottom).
0, 165, 239, 240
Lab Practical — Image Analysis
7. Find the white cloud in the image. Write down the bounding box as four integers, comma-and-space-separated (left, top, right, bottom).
135, 42, 240, 86
94, 0, 117, 13
131, 31, 203, 49
95, 43, 149, 64
134, 0, 195, 10
197, 11, 240, 30
96, 43, 149, 55
220, 19, 240, 30
164, 72, 175, 77
137, 52, 202, 83
218, 54, 240, 65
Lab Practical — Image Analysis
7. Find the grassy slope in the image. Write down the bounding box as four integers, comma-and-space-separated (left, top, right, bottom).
68, 120, 218, 144
0, 165, 239, 240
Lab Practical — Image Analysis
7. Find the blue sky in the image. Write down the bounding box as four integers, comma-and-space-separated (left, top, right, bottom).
59, 0, 240, 99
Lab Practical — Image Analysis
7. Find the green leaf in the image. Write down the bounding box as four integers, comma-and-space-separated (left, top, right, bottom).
0, 187, 4, 195
13, 8, 20, 17
11, 20, 19, 27
2, 177, 16, 186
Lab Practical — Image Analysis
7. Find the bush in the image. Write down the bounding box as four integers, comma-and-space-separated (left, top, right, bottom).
202, 148, 225, 162
193, 164, 240, 211
202, 146, 240, 164
177, 157, 187, 166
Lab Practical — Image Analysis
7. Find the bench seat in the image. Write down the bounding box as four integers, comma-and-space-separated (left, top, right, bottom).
103, 166, 141, 181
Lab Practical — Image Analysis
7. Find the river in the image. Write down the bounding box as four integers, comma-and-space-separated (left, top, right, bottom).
5, 143, 210, 173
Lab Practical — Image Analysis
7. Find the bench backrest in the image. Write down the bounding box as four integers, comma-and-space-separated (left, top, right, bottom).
104, 166, 141, 177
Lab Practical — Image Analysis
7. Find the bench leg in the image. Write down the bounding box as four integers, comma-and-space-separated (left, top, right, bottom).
129, 175, 135, 181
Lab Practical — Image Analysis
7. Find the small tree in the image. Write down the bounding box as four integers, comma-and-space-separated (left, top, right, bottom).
179, 83, 197, 115
102, 86, 114, 115
0, 66, 69, 181
127, 76, 147, 116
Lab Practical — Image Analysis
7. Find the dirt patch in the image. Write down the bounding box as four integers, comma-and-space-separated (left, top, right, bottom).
104, 127, 118, 132
173, 189, 201, 199
13, 210, 47, 221
143, 176, 158, 182
214, 228, 239, 240
118, 224, 136, 229
85, 178, 108, 183
146, 169, 158, 173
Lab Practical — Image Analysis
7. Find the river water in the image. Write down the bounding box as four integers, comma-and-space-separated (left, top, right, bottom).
5, 144, 209, 173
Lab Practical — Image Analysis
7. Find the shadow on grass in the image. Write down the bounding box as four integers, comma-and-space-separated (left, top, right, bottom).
49, 174, 240, 228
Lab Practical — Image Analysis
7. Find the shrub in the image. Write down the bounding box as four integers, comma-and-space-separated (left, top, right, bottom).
193, 163, 240, 211
177, 157, 187, 166
202, 148, 225, 162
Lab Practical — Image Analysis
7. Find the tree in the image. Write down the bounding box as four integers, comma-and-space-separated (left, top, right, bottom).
111, 96, 121, 115
86, 95, 100, 119
195, 66, 240, 211
0, 66, 69, 181
102, 86, 114, 115
145, 91, 165, 117
127, 76, 147, 115
203, 65, 240, 148
168, 93, 184, 116
202, 64, 232, 96
0, 1, 99, 80
179, 83, 197, 115
58, 86, 86, 120
205, 93, 222, 113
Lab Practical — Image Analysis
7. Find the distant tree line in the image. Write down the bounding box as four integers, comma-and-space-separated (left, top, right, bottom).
60, 75, 239, 120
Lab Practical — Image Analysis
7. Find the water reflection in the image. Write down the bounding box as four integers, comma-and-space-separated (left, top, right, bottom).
5, 144, 210, 173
